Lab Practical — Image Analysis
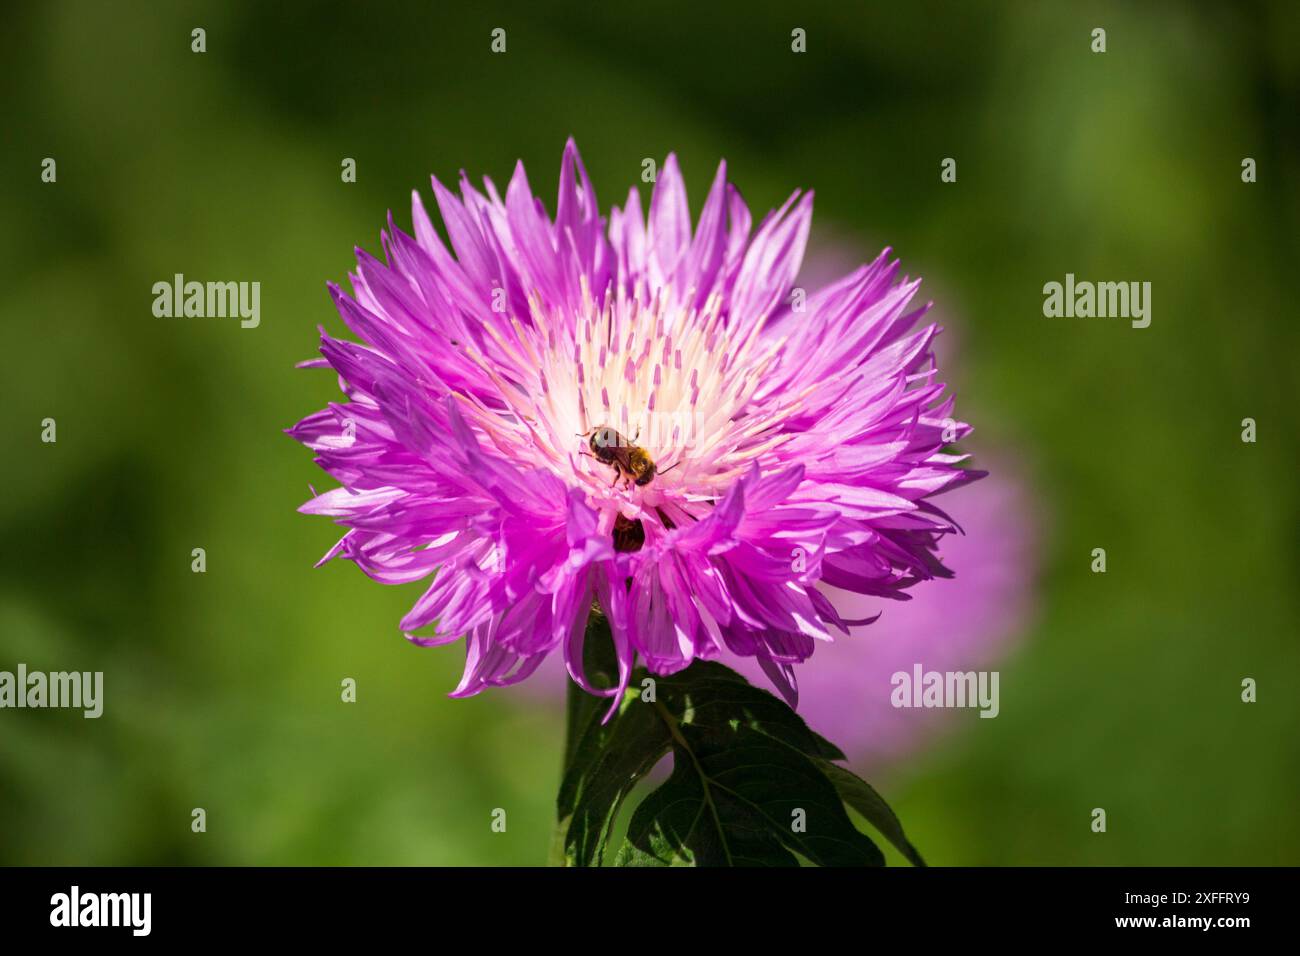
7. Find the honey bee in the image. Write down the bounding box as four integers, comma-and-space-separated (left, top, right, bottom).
612, 513, 646, 552
579, 425, 677, 487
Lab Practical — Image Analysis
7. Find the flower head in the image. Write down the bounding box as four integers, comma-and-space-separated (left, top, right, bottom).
290, 139, 980, 711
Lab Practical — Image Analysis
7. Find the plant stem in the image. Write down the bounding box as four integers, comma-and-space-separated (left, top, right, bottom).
550, 609, 618, 866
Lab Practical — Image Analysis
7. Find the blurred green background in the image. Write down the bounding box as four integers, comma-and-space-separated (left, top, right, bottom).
2, 0, 1296, 865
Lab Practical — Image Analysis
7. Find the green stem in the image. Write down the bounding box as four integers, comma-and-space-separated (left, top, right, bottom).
550, 609, 618, 866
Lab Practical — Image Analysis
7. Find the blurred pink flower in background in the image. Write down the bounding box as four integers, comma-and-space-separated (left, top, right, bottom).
726, 457, 1037, 770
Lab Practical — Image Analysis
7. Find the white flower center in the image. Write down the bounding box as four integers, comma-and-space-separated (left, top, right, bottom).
454, 280, 809, 533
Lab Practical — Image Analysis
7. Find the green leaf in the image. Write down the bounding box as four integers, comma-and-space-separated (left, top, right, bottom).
613, 662, 883, 867
815, 758, 927, 867
651, 661, 846, 761
615, 718, 884, 867
561, 690, 670, 866
555, 636, 919, 868
554, 612, 671, 867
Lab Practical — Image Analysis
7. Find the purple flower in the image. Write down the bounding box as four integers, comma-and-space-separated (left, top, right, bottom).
289, 140, 980, 713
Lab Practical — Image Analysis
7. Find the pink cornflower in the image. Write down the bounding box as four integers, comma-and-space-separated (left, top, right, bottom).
290, 140, 980, 711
